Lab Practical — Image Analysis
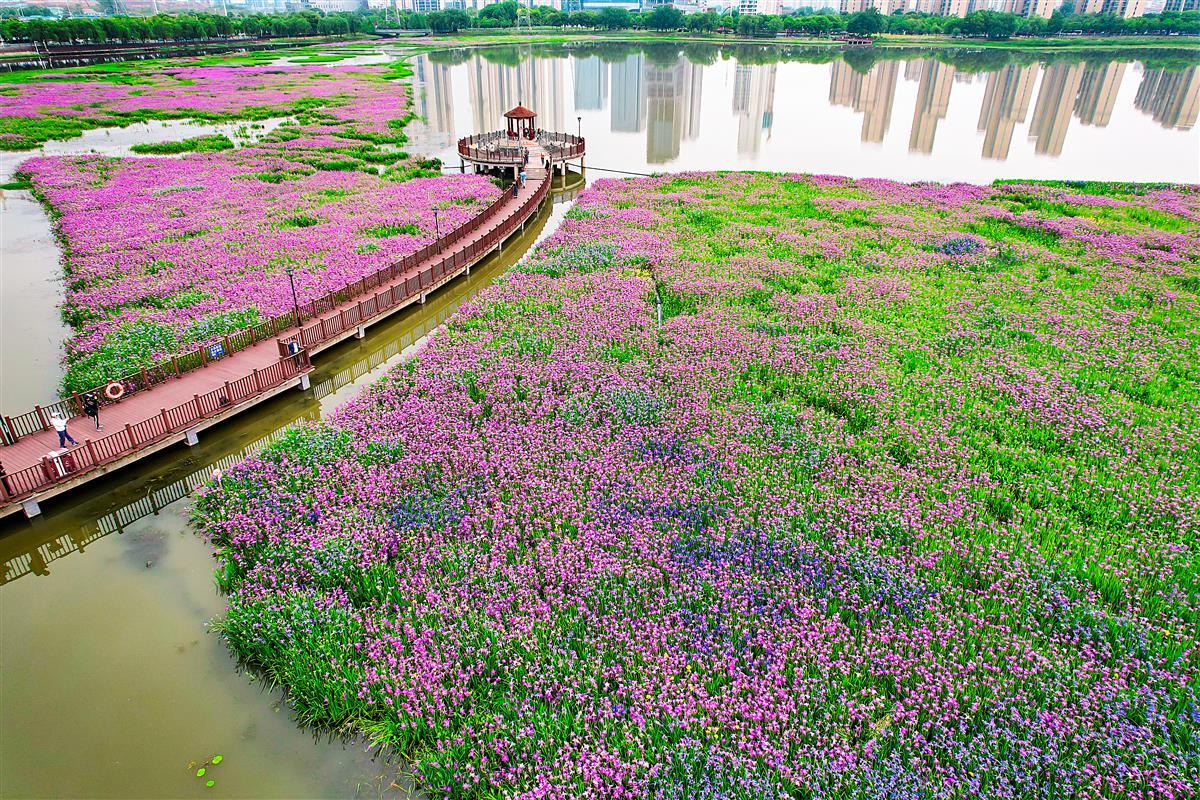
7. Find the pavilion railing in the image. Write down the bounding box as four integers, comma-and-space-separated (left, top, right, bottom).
538, 132, 586, 162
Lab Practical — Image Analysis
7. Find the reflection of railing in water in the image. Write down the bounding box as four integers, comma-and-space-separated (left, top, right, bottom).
0, 237, 505, 586
1, 418, 318, 585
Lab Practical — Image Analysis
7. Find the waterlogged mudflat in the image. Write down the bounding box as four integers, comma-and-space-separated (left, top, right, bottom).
194, 173, 1200, 798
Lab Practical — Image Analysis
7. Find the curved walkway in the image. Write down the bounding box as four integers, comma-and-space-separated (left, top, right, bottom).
0, 165, 551, 518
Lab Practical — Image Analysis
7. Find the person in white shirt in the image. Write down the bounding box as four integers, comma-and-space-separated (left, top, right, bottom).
50, 413, 77, 448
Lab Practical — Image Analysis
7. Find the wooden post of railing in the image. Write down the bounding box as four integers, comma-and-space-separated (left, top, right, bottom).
223, 335, 232, 356
4, 416, 17, 444
201, 347, 208, 367
253, 368, 262, 392
86, 439, 98, 465
223, 381, 232, 403
124, 422, 135, 449
173, 356, 181, 378
160, 408, 169, 431
249, 326, 256, 344
140, 367, 149, 387
192, 394, 202, 420
35, 405, 48, 431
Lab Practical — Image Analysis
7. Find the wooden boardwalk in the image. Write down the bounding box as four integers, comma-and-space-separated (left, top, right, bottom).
0, 169, 551, 518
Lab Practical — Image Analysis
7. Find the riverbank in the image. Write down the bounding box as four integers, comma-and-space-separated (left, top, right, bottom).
193, 172, 1200, 798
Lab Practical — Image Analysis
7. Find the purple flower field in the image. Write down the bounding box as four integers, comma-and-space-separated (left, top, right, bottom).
12, 62, 500, 394
194, 173, 1200, 799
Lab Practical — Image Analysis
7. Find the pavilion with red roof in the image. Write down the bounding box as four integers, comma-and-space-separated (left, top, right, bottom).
457, 103, 587, 187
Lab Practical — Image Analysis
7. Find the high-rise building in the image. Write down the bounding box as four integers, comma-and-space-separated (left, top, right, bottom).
1134, 66, 1200, 129
977, 62, 1037, 159
1028, 62, 1085, 155
740, 0, 781, 12
909, 60, 955, 153
573, 55, 609, 112
937, 0, 971, 16
1007, 0, 1060, 17
1164, 0, 1200, 10
732, 63, 778, 157
1074, 61, 1125, 126
1098, 0, 1145, 16
839, 0, 901, 11
611, 53, 647, 133
829, 60, 900, 143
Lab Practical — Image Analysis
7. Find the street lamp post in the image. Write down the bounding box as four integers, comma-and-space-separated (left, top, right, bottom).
433, 209, 440, 244
285, 267, 301, 330
577, 116, 581, 140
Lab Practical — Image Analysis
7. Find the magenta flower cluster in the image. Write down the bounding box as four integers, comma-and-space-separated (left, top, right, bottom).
197, 172, 1200, 799
13, 62, 499, 393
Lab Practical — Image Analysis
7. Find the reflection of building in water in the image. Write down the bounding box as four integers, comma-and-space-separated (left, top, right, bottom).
909, 60, 955, 154
644, 61, 703, 163
1029, 62, 1084, 156
467, 54, 565, 135
828, 60, 900, 144
1075, 61, 1126, 126
1134, 66, 1200, 130
731, 63, 778, 157
977, 63, 1037, 160
573, 55, 608, 111
611, 53, 647, 133
412, 55, 455, 149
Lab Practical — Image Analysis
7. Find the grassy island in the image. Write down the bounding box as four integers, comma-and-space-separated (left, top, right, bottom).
194, 173, 1200, 799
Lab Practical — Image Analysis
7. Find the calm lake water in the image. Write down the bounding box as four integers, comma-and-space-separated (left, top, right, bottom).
0, 40, 1197, 799
406, 42, 1200, 184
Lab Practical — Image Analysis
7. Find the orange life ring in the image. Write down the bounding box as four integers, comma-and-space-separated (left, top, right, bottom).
104, 382, 124, 401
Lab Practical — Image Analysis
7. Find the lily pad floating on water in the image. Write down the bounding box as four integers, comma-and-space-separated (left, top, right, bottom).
206, 780, 216, 788
196, 768, 206, 777
212, 755, 223, 764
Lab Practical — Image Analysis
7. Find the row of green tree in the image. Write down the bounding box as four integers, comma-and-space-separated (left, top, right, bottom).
1, 4, 1196, 45
0, 10, 369, 45
399, 3, 1197, 39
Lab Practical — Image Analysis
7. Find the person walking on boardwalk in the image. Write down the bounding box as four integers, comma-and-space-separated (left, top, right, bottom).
519, 169, 527, 188
511, 181, 519, 198
50, 413, 77, 448
82, 392, 102, 431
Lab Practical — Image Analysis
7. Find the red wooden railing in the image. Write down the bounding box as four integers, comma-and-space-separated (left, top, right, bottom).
0, 352, 311, 505
538, 132, 586, 162
457, 131, 586, 166
1, 180, 533, 446
458, 133, 525, 164
278, 176, 551, 354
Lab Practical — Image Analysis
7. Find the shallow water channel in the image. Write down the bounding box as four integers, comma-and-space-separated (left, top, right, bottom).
0, 40, 1197, 797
